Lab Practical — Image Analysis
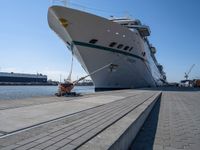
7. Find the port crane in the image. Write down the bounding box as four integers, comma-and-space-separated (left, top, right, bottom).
184, 64, 195, 80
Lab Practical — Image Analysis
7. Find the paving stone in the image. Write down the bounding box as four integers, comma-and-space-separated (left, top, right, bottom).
42, 145, 59, 150
0, 144, 19, 150
53, 138, 71, 148
15, 142, 39, 150
33, 136, 53, 144
153, 144, 164, 150
33, 140, 56, 149
59, 144, 76, 150
50, 134, 70, 143
16, 137, 38, 145
70, 136, 88, 146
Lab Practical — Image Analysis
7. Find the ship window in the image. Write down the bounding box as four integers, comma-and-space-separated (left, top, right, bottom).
142, 52, 146, 56
124, 46, 129, 50
109, 42, 117, 47
66, 41, 71, 46
121, 23, 128, 26
89, 39, 98, 44
117, 44, 123, 49
129, 47, 133, 52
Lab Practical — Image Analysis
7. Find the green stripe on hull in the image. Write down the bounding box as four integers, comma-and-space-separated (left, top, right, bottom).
72, 40, 158, 86
73, 41, 145, 61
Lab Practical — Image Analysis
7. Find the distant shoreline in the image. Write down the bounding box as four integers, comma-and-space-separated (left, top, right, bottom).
0, 82, 94, 86
0, 83, 58, 86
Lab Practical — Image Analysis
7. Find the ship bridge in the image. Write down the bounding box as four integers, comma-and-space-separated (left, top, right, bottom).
110, 18, 151, 37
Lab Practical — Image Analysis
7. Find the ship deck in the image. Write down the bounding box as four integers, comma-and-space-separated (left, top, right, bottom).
0, 87, 200, 150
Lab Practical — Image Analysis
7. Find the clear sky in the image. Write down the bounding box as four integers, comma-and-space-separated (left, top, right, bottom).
0, 0, 200, 82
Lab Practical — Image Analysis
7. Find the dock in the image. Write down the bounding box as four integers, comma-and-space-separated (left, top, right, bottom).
0, 88, 199, 150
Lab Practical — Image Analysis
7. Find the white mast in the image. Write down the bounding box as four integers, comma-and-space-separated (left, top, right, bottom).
63, 0, 67, 7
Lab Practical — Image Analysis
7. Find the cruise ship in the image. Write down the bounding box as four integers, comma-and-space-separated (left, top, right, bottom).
48, 6, 166, 90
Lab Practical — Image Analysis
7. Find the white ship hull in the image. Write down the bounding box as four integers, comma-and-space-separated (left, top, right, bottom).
48, 6, 165, 90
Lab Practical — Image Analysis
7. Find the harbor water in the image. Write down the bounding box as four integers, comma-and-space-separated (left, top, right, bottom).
0, 86, 94, 100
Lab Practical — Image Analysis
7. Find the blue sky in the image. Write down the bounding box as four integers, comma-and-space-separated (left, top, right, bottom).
0, 0, 200, 82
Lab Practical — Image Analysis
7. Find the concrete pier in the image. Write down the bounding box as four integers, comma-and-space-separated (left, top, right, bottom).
131, 88, 200, 150
0, 88, 199, 150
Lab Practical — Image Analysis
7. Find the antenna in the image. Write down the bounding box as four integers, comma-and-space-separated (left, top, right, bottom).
63, 0, 67, 7
123, 11, 132, 19
52, 0, 68, 7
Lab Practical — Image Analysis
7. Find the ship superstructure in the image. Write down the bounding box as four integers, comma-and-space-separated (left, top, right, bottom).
48, 6, 166, 90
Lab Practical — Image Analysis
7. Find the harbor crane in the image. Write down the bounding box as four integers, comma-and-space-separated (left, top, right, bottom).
184, 64, 195, 80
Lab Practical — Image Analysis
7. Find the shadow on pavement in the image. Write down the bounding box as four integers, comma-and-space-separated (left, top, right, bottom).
129, 98, 161, 150
139, 87, 200, 92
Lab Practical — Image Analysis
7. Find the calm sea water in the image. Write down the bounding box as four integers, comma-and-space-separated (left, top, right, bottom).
0, 86, 94, 100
